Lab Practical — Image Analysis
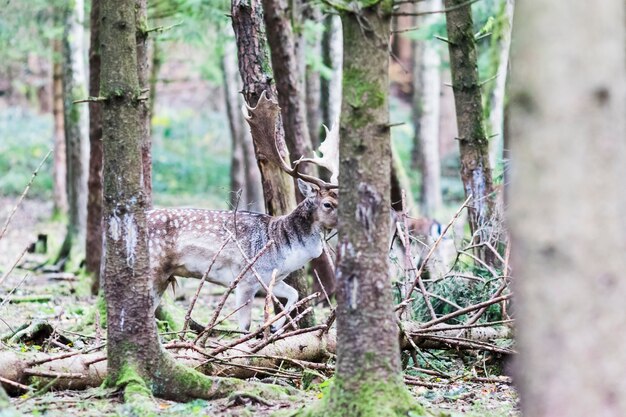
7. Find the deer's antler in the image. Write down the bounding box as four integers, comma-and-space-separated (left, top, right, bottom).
242, 91, 337, 190
298, 116, 339, 185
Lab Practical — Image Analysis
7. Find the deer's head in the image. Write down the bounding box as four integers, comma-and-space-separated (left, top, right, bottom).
297, 179, 338, 231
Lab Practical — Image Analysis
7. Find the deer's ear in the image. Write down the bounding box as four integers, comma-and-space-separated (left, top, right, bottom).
297, 178, 316, 198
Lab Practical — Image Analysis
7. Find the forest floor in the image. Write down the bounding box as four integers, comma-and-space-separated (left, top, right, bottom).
0, 197, 520, 416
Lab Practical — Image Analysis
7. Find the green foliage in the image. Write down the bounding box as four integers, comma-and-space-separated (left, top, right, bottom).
151, 109, 231, 208
0, 108, 53, 198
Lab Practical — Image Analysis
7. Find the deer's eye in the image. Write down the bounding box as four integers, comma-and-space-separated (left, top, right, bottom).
323, 202, 333, 209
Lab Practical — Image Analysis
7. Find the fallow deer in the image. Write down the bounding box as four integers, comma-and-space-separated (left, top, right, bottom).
147, 92, 338, 332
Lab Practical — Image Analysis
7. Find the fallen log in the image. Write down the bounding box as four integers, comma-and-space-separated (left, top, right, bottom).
0, 322, 512, 393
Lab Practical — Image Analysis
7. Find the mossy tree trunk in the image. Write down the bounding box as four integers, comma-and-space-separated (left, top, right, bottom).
100, 0, 284, 404
304, 3, 424, 416
58, 0, 90, 266
232, 0, 314, 328
86, 0, 104, 294
509, 0, 626, 415
444, 0, 495, 254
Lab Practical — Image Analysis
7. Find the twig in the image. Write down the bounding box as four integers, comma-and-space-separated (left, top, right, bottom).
249, 308, 317, 353
400, 191, 436, 320
419, 294, 512, 329
419, 334, 515, 354
224, 228, 299, 331
0, 273, 31, 309
144, 20, 183, 34
26, 343, 106, 367
22, 369, 85, 379
313, 269, 332, 307
72, 96, 107, 104
0, 375, 33, 391
392, 0, 482, 16
0, 246, 29, 288
181, 236, 233, 339
207, 293, 319, 357
0, 149, 52, 242
263, 270, 277, 340
410, 319, 514, 334
194, 239, 276, 344
400, 195, 471, 311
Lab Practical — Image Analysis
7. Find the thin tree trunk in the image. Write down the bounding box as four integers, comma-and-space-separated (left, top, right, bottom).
444, 0, 495, 253
509, 1, 626, 416
231, 0, 314, 328
487, 0, 514, 170
136, 0, 152, 206
412, 0, 443, 217
52, 40, 68, 216
308, 3, 425, 415
261, 0, 314, 175
86, 0, 104, 294
304, 4, 323, 147
222, 40, 247, 209
321, 15, 343, 129
58, 0, 89, 264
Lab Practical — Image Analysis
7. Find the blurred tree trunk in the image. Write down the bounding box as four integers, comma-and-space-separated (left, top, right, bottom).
308, 3, 425, 415
487, 0, 514, 170
58, 0, 89, 266
320, 14, 342, 130
261, 0, 314, 176
222, 40, 247, 209
304, 4, 323, 147
231, 0, 314, 328
136, 0, 152, 206
86, 0, 104, 294
52, 39, 68, 216
149, 39, 162, 120
412, 0, 442, 217
444, 0, 495, 257
509, 1, 626, 416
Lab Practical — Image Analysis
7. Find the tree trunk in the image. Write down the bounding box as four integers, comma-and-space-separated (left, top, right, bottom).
86, 0, 104, 295
444, 0, 495, 254
304, 4, 323, 147
412, 0, 443, 217
58, 0, 90, 265
222, 40, 247, 209
320, 15, 343, 129
487, 0, 514, 170
261, 0, 314, 175
136, 0, 152, 206
52, 39, 68, 216
231, 0, 314, 328
306, 4, 424, 416
508, 1, 626, 416
99, 0, 279, 403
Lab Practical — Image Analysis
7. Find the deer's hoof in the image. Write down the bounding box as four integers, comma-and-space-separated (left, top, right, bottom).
270, 324, 280, 334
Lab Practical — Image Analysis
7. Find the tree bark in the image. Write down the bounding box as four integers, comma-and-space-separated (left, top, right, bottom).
231, 0, 314, 328
261, 0, 314, 175
136, 0, 152, 206
304, 4, 323, 147
58, 0, 90, 265
99, 0, 283, 403
52, 39, 68, 216
305, 3, 425, 416
86, 0, 104, 294
508, 1, 626, 416
444, 0, 495, 256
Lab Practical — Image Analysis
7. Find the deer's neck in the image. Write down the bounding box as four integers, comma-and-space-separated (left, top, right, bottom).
269, 200, 322, 255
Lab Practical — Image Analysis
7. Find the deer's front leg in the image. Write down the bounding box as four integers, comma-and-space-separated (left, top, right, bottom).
235, 281, 260, 332
270, 280, 299, 332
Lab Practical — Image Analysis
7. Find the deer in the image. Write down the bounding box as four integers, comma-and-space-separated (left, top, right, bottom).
147, 92, 338, 332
